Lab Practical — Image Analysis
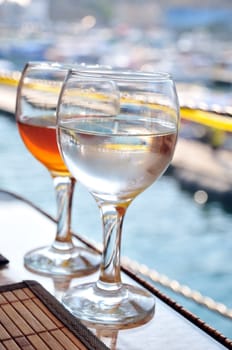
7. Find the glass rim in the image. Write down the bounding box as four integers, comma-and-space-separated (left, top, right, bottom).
22, 61, 75, 74
69, 66, 173, 82
21, 62, 173, 82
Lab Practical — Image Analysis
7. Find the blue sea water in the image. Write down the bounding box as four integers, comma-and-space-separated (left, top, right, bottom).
0, 112, 232, 340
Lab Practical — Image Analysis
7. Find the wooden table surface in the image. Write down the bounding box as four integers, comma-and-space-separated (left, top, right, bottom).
0, 190, 231, 350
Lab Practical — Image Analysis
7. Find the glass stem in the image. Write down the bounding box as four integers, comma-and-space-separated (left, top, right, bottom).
52, 176, 76, 251
97, 203, 129, 289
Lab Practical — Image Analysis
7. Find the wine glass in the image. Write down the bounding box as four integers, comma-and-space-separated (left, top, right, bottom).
57, 68, 179, 327
15, 61, 100, 276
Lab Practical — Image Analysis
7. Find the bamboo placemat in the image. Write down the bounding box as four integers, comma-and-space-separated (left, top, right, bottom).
0, 280, 109, 350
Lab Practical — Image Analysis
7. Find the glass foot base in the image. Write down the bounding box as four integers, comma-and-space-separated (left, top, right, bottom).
24, 245, 101, 277
62, 282, 155, 329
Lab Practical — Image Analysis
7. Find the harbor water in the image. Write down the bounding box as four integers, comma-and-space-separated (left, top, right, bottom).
0, 111, 232, 339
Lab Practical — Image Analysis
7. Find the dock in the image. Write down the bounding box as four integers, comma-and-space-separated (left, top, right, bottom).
172, 138, 232, 209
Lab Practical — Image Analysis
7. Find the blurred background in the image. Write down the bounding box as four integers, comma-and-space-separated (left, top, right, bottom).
0, 0, 232, 340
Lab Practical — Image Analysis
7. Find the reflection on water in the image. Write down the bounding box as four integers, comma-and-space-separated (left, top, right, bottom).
1, 112, 232, 339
